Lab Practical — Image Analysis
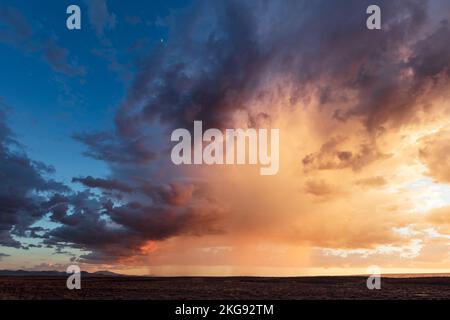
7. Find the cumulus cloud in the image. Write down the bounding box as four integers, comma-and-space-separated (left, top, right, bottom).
0, 109, 68, 248
112, 0, 450, 135
2, 0, 450, 270
62, 0, 450, 265
43, 187, 224, 263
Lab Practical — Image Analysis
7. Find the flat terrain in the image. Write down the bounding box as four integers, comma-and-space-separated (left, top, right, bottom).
1, 276, 450, 299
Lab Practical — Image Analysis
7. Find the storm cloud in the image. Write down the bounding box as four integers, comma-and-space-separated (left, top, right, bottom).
0, 109, 67, 248
2, 0, 450, 267
60, 0, 450, 262
113, 0, 450, 136
43, 186, 223, 263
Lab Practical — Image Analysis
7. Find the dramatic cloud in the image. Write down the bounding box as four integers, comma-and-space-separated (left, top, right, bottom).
43, 186, 224, 263
114, 0, 450, 135
2, 0, 450, 273
0, 109, 67, 248
61, 0, 450, 266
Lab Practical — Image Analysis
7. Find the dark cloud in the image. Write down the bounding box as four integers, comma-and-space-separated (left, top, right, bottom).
3, 0, 450, 264
0, 253, 9, 261
43, 188, 223, 263
110, 0, 450, 136
0, 109, 68, 248
72, 176, 133, 193
140, 182, 197, 207
330, 9, 450, 131
116, 0, 268, 132
0, 106, 222, 262
61, 0, 450, 262
74, 0, 450, 174
155, 183, 196, 206
409, 20, 450, 78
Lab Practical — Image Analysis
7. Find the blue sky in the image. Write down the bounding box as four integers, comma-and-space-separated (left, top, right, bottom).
1, 0, 190, 185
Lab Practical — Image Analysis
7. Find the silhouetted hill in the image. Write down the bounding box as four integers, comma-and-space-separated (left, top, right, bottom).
0, 269, 125, 277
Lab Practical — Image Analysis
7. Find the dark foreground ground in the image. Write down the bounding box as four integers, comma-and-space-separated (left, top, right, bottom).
1, 276, 450, 299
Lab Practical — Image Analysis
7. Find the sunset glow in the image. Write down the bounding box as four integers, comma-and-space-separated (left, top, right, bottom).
0, 0, 450, 278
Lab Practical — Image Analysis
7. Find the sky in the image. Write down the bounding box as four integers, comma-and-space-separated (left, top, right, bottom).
0, 0, 450, 276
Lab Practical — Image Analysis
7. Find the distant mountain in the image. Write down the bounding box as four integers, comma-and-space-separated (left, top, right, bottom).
0, 269, 126, 277
91, 270, 125, 277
